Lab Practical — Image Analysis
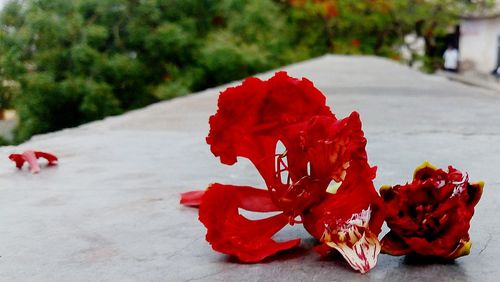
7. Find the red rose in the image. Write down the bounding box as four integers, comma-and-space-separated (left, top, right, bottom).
380, 162, 483, 259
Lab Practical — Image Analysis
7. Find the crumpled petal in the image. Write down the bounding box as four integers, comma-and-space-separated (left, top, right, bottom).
199, 183, 300, 262
8, 150, 58, 174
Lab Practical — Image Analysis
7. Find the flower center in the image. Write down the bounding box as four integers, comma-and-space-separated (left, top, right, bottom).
411, 204, 448, 240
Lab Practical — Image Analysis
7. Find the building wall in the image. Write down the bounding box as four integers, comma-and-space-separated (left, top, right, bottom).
460, 17, 500, 73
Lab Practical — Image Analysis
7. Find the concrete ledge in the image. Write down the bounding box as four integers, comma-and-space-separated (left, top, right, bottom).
1, 55, 499, 281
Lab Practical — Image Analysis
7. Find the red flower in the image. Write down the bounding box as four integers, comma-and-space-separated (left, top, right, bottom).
181, 72, 382, 271
380, 162, 483, 259
302, 162, 385, 273
9, 150, 58, 174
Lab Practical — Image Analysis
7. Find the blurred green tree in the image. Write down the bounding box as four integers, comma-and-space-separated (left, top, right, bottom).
0, 0, 491, 142
0, 0, 297, 142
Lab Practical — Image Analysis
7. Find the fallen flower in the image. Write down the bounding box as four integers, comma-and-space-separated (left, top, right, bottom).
9, 150, 58, 174
379, 162, 483, 259
181, 72, 382, 272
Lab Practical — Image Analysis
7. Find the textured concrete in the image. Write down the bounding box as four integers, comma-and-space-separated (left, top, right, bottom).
0, 55, 499, 281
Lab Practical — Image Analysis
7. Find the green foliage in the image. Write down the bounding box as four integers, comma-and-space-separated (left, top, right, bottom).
199, 32, 269, 85
0, 0, 490, 142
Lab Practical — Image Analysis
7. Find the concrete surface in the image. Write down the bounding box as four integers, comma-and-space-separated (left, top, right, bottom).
439, 69, 500, 93
1, 55, 499, 281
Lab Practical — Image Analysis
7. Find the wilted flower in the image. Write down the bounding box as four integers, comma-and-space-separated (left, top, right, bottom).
380, 162, 483, 259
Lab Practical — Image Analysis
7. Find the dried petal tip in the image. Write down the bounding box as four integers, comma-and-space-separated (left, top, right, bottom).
474, 181, 485, 191
446, 239, 472, 259
413, 161, 438, 179
379, 185, 392, 193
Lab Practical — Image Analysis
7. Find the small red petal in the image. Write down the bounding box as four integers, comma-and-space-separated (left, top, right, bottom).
9, 154, 25, 169
180, 185, 280, 212
180, 190, 206, 207
34, 151, 58, 166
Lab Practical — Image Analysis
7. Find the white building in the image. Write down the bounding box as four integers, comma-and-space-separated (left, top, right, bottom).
460, 2, 500, 73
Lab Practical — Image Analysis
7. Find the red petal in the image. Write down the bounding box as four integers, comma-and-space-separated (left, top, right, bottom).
180, 190, 206, 207
466, 181, 484, 207
206, 71, 334, 177
9, 154, 25, 169
199, 183, 300, 262
34, 151, 58, 165
180, 185, 280, 212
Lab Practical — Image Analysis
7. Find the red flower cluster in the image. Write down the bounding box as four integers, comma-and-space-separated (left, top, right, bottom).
180, 72, 483, 273
380, 162, 483, 259
181, 72, 385, 273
